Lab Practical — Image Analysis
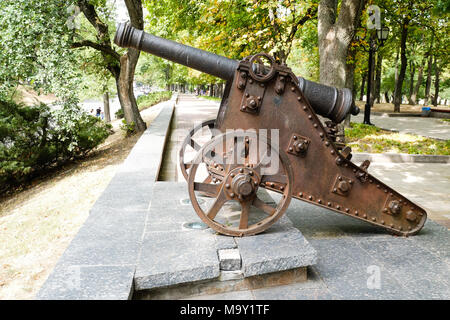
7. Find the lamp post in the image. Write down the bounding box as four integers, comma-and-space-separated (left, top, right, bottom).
361, 26, 389, 125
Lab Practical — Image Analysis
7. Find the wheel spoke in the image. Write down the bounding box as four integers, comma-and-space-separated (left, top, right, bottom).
190, 138, 202, 151
252, 197, 276, 216
239, 201, 251, 229
207, 191, 227, 220
194, 182, 221, 196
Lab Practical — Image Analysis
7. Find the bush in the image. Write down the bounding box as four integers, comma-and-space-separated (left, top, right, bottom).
0, 100, 112, 193
137, 91, 172, 111
115, 108, 124, 119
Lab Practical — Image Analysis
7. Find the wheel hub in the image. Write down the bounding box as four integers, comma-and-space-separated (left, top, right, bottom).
224, 167, 260, 200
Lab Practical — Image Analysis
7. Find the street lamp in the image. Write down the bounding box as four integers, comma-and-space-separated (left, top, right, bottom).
360, 25, 390, 125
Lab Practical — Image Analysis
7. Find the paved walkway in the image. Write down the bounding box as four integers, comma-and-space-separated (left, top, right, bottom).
352, 113, 450, 140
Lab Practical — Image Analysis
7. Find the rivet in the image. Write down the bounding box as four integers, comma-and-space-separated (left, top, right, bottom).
303, 106, 307, 111
260, 83, 265, 88
314, 124, 318, 128
355, 211, 359, 216
245, 93, 250, 97
318, 199, 322, 204
225, 184, 230, 189
325, 142, 330, 146
327, 202, 332, 207
308, 115, 313, 120
297, 97, 302, 101
239, 168, 244, 173
289, 147, 293, 152
336, 205, 341, 210
363, 214, 367, 218
249, 171, 253, 176
349, 180, 353, 185
249, 79, 253, 84
299, 192, 303, 197
381, 220, 385, 225
308, 196, 313, 200
293, 135, 297, 140
270, 183, 275, 188
345, 208, 350, 213
230, 193, 235, 197
333, 188, 337, 193
331, 151, 335, 155
390, 223, 394, 228
320, 133, 324, 138
384, 189, 388, 193
372, 217, 376, 221
338, 176, 342, 181
291, 87, 295, 91
280, 186, 284, 191
230, 174, 235, 178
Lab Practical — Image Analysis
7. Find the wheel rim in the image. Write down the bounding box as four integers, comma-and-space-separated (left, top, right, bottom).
187, 131, 293, 237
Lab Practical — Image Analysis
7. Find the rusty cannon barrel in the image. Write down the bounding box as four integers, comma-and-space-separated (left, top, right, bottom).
114, 23, 359, 123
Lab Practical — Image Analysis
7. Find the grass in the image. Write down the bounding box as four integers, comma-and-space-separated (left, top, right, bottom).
199, 95, 221, 101
137, 91, 172, 111
345, 123, 450, 155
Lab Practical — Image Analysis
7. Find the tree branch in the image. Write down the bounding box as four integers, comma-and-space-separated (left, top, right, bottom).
71, 40, 121, 61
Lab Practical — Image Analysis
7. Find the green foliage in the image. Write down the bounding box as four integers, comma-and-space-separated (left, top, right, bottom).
137, 91, 173, 111
115, 108, 124, 119
120, 120, 136, 137
0, 100, 111, 193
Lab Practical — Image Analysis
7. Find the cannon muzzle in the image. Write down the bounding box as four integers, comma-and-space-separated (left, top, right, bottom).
114, 23, 238, 81
115, 23, 359, 123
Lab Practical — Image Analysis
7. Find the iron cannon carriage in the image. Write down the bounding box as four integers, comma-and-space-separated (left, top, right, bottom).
115, 23, 427, 237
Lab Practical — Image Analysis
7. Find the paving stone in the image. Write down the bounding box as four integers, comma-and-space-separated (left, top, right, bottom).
213, 234, 238, 250
36, 265, 135, 300
218, 249, 241, 271
358, 238, 450, 299
56, 209, 147, 267
309, 238, 417, 300
135, 230, 220, 291
236, 225, 317, 277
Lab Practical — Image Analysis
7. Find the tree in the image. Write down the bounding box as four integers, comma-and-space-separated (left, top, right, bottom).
318, 0, 366, 89
73, 0, 147, 132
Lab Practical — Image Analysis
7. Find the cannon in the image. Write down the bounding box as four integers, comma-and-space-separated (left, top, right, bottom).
115, 23, 427, 237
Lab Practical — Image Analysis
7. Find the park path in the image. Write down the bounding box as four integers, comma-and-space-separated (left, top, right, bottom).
160, 94, 449, 226
352, 113, 450, 140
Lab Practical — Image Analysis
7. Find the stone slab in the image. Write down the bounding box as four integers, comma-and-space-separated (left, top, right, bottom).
236, 225, 317, 277
37, 102, 176, 300
134, 230, 220, 291
37, 265, 135, 300
135, 181, 317, 292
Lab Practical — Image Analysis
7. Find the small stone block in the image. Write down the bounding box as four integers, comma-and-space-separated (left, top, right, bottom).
218, 249, 242, 271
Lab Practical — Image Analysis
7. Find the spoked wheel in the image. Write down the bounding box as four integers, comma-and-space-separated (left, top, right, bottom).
179, 119, 218, 181
187, 131, 293, 237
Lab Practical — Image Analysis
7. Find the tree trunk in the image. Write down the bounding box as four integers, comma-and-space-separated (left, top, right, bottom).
318, 0, 365, 88
117, 50, 146, 132
393, 46, 400, 106
411, 58, 425, 105
424, 54, 433, 106
360, 73, 366, 101
433, 60, 440, 107
374, 53, 382, 104
407, 61, 415, 105
103, 92, 111, 123
393, 20, 409, 112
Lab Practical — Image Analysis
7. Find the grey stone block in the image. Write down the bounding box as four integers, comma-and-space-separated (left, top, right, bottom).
135, 230, 220, 291
36, 265, 135, 300
236, 225, 317, 277
57, 209, 147, 267
218, 249, 241, 271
